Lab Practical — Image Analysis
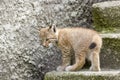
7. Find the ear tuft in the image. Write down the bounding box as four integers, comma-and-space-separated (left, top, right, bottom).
53, 25, 56, 33
49, 25, 52, 29
48, 24, 56, 33
52, 24, 56, 33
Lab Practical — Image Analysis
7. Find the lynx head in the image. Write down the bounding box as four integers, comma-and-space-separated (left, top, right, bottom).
39, 25, 57, 48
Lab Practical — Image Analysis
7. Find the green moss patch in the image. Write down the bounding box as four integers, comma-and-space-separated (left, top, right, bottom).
92, 5, 120, 33
100, 37, 120, 69
44, 71, 120, 80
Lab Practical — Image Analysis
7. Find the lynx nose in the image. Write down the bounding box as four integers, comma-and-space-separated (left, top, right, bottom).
42, 43, 49, 48
43, 43, 46, 47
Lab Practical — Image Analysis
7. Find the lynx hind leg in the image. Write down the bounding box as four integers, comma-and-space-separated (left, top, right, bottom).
89, 48, 101, 71
65, 52, 86, 71
89, 35, 102, 71
57, 66, 66, 71
57, 48, 71, 71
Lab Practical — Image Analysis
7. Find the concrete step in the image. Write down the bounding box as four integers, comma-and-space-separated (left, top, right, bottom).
44, 70, 120, 80
92, 1, 120, 33
100, 33, 120, 69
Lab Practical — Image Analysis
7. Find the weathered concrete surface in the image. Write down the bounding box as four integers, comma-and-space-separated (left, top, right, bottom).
92, 1, 120, 33
100, 33, 120, 69
44, 71, 120, 80
0, 0, 61, 80
100, 33, 120, 39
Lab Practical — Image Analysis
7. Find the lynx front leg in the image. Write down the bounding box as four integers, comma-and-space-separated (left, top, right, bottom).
89, 49, 101, 71
57, 48, 71, 71
65, 52, 86, 71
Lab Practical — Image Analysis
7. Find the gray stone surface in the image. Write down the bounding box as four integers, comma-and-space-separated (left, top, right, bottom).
0, 0, 117, 80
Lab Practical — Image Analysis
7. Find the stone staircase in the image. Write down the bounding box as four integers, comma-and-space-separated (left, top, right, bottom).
92, 1, 120, 70
44, 1, 120, 80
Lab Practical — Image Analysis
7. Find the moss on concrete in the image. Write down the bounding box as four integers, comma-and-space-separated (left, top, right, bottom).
92, 2, 120, 33
100, 34, 120, 69
44, 71, 120, 80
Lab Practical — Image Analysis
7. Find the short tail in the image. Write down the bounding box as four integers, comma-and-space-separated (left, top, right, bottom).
89, 42, 96, 49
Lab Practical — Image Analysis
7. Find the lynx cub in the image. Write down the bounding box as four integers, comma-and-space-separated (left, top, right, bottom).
39, 25, 102, 71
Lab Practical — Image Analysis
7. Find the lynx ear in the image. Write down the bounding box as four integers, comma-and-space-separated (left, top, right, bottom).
49, 25, 52, 29
49, 24, 56, 33
38, 26, 43, 32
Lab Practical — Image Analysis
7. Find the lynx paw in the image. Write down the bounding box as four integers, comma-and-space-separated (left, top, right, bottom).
89, 66, 93, 71
57, 66, 65, 71
89, 66, 101, 71
65, 66, 73, 71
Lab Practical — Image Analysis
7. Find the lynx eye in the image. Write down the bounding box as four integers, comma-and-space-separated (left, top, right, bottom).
46, 38, 55, 42
46, 38, 57, 42
46, 38, 49, 41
